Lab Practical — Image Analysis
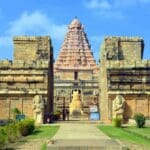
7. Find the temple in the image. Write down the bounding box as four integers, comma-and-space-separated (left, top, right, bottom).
54, 18, 99, 115
0, 18, 150, 123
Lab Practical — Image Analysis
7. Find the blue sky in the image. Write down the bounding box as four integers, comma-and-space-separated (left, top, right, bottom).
0, 0, 150, 62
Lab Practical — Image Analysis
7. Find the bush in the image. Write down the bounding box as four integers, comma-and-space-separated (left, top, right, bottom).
18, 119, 35, 136
41, 143, 47, 150
5, 123, 20, 143
53, 111, 61, 121
0, 119, 35, 148
134, 113, 145, 128
0, 128, 7, 148
12, 108, 21, 120
112, 117, 122, 127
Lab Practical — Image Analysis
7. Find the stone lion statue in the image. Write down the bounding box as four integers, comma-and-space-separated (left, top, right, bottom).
112, 95, 125, 119
32, 95, 44, 124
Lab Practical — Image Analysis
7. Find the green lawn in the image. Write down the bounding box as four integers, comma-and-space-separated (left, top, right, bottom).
98, 125, 150, 148
1, 125, 59, 150
28, 125, 59, 139
123, 126, 150, 140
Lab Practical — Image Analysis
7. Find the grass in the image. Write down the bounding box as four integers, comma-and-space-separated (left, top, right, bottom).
98, 125, 150, 148
28, 125, 59, 139
41, 143, 47, 150
123, 126, 150, 140
3, 125, 59, 150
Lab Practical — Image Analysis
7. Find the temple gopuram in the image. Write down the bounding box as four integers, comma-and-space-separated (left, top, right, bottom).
54, 18, 99, 116
0, 18, 150, 123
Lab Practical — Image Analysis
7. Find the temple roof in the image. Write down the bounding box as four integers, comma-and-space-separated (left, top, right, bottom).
69, 18, 82, 29
54, 18, 98, 72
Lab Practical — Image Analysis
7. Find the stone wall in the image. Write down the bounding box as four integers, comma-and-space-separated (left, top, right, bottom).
0, 36, 53, 120
100, 36, 149, 123
0, 60, 49, 119
14, 36, 50, 61
101, 36, 144, 61
54, 79, 99, 114
55, 70, 94, 80
108, 94, 150, 121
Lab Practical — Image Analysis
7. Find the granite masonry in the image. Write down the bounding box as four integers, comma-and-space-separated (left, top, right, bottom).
54, 18, 99, 115
0, 36, 53, 120
0, 19, 150, 123
100, 36, 150, 122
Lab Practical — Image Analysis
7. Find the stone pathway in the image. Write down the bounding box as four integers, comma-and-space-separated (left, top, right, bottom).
47, 123, 126, 150
16, 138, 46, 150
52, 123, 109, 140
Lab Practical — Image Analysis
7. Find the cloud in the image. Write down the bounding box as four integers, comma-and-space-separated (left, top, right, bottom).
84, 0, 111, 9
7, 11, 67, 40
83, 0, 124, 19
0, 11, 67, 59
84, 0, 150, 9
83, 0, 150, 19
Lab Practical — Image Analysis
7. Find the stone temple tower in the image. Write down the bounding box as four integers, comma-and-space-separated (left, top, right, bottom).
54, 18, 99, 115
55, 18, 98, 76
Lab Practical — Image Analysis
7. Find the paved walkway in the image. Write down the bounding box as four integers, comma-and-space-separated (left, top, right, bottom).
52, 123, 110, 140
47, 123, 126, 150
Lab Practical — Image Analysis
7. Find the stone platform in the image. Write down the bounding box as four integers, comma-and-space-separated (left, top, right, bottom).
47, 123, 127, 150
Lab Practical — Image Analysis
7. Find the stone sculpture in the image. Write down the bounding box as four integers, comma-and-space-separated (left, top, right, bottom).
32, 95, 44, 124
112, 95, 125, 119
69, 90, 83, 116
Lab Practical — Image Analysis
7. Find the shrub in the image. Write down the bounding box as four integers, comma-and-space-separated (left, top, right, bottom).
0, 128, 7, 148
112, 117, 122, 127
41, 143, 47, 150
5, 123, 20, 143
18, 119, 35, 136
134, 113, 145, 128
53, 111, 61, 121
12, 108, 21, 120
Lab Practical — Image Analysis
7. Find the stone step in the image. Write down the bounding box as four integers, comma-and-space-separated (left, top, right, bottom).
47, 139, 127, 150
55, 120, 102, 124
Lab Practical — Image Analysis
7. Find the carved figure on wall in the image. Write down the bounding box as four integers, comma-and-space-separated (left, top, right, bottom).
112, 95, 125, 119
69, 90, 83, 116
32, 95, 44, 124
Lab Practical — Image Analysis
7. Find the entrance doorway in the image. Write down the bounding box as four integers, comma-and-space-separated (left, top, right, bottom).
74, 71, 78, 80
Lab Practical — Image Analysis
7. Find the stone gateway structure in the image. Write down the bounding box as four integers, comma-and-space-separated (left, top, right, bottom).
100, 36, 150, 122
0, 19, 150, 124
54, 18, 99, 116
0, 36, 53, 121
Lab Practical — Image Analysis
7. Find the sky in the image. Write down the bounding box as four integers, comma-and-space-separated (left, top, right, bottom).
0, 0, 150, 62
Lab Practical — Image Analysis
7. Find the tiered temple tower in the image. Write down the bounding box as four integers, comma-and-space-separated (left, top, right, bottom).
54, 18, 99, 114
54, 18, 98, 77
